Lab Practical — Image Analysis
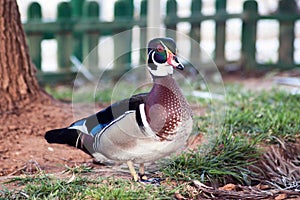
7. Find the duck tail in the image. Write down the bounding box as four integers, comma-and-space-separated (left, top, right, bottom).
45, 128, 94, 156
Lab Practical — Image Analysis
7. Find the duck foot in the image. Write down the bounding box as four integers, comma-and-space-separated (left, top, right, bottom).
138, 173, 162, 185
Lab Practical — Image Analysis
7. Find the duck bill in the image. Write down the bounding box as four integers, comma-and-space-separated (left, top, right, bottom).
166, 51, 184, 70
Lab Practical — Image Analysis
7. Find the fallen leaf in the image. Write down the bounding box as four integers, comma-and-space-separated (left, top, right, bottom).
275, 193, 287, 200
256, 184, 270, 190
174, 190, 186, 200
218, 183, 236, 191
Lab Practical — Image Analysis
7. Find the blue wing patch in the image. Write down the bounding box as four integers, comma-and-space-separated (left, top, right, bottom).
67, 93, 146, 136
71, 119, 85, 127
68, 119, 89, 134
68, 117, 109, 136
90, 123, 108, 136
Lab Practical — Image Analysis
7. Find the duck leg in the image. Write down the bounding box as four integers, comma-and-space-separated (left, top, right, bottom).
139, 163, 148, 180
127, 161, 139, 181
139, 163, 161, 185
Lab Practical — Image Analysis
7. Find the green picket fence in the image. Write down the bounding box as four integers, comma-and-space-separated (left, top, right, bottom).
23, 0, 300, 83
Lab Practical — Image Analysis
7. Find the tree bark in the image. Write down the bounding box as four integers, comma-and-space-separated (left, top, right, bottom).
0, 0, 82, 176
0, 0, 42, 113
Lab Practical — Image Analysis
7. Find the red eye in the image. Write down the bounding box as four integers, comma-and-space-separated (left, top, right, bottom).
156, 44, 164, 52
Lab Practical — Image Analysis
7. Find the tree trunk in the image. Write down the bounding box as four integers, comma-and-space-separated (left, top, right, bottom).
0, 0, 42, 113
0, 0, 88, 176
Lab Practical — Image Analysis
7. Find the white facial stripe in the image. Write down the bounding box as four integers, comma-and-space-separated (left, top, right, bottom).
151, 51, 160, 66
147, 49, 154, 58
148, 49, 174, 77
159, 41, 169, 52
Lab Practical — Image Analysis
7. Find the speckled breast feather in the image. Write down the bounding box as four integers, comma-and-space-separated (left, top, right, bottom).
145, 75, 192, 141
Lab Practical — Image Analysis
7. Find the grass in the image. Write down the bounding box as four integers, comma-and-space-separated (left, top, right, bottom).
1, 172, 178, 199
63, 163, 93, 174
2, 84, 299, 198
162, 85, 300, 187
224, 86, 300, 141
161, 131, 263, 186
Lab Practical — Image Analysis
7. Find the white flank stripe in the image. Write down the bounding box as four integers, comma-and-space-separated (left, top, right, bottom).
139, 103, 149, 128
139, 104, 157, 138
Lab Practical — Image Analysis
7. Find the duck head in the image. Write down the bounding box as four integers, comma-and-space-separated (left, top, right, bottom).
147, 37, 184, 77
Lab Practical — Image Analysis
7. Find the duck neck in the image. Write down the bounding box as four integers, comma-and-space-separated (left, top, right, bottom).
152, 74, 174, 85
149, 75, 180, 100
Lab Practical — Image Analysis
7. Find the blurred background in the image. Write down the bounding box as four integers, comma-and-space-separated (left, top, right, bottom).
16, 0, 300, 84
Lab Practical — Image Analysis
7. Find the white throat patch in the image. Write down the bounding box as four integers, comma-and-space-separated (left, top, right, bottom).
148, 64, 173, 77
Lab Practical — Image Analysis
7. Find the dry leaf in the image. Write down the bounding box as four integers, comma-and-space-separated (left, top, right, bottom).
218, 183, 236, 191
256, 184, 270, 190
174, 190, 186, 200
275, 193, 287, 200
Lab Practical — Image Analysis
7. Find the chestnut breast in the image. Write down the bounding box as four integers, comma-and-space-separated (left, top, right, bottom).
145, 76, 192, 140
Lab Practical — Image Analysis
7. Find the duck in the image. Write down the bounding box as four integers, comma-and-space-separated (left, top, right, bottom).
45, 37, 193, 182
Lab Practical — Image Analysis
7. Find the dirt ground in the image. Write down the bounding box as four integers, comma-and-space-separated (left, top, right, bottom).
0, 99, 89, 176
0, 72, 297, 178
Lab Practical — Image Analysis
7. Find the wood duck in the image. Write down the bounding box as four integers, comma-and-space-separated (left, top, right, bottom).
45, 37, 193, 182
